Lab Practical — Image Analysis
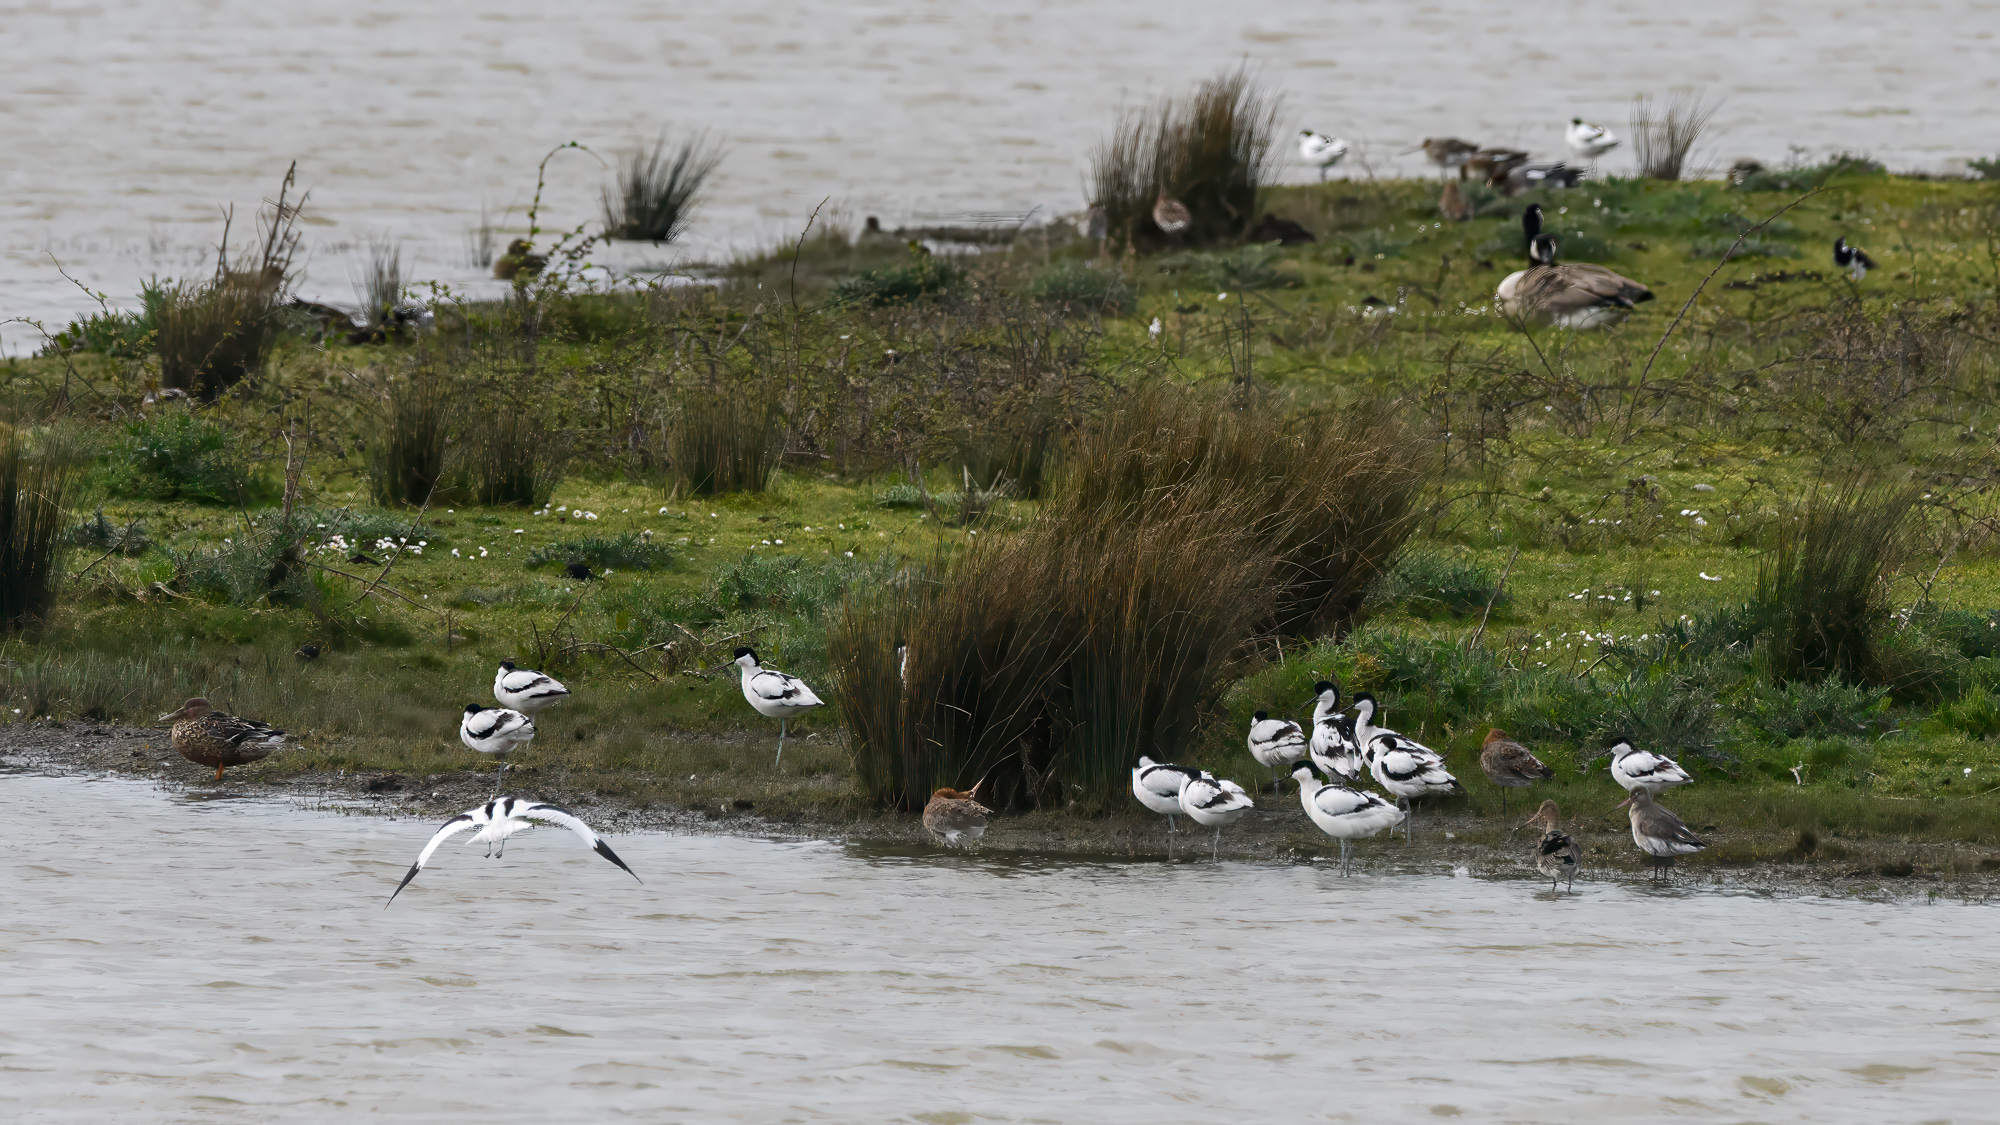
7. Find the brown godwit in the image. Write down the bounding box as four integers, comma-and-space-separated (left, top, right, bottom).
1479, 728, 1554, 814
1517, 799, 1581, 891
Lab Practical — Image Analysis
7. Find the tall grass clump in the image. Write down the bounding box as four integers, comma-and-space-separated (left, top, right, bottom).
1088, 65, 1281, 253
602, 133, 724, 244
466, 410, 562, 507
156, 165, 305, 398
356, 235, 405, 326
668, 391, 777, 495
368, 367, 454, 507
1, 424, 83, 629
1756, 478, 1914, 686
1630, 91, 1717, 181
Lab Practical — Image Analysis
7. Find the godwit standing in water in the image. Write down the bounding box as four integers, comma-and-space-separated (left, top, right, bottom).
1518, 799, 1581, 891
922, 784, 993, 846
1619, 788, 1706, 879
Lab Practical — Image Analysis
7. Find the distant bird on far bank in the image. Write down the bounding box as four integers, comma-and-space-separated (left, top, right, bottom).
1133, 756, 1203, 855
493, 238, 546, 282
1467, 147, 1530, 186
160, 697, 288, 783
1608, 737, 1694, 796
1518, 799, 1580, 891
1152, 192, 1192, 237
494, 659, 570, 716
1619, 788, 1706, 878
1504, 162, 1583, 194
1291, 762, 1404, 875
1177, 772, 1253, 861
385, 795, 640, 908
1299, 130, 1349, 180
1479, 728, 1554, 813
1307, 682, 1365, 781
1566, 118, 1620, 164
1439, 181, 1475, 222
460, 703, 536, 794
734, 647, 824, 765
1834, 237, 1878, 281
1248, 710, 1308, 788
1419, 137, 1480, 178
923, 784, 993, 846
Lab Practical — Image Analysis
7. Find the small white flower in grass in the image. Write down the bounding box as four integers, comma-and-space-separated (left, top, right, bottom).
452, 548, 460, 557
1694, 517, 1708, 527
659, 507, 668, 514
774, 538, 783, 545
479, 548, 488, 557
1699, 572, 1723, 582
513, 529, 523, 534
844, 551, 854, 558
1217, 292, 1228, 301
557, 505, 566, 512
1965, 768, 1974, 777
711, 513, 718, 518
1649, 590, 1661, 596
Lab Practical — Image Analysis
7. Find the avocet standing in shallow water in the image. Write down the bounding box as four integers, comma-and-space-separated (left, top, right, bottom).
1291, 762, 1404, 874
385, 795, 641, 907
1608, 737, 1694, 795
1177, 772, 1253, 861
734, 647, 824, 765
1133, 756, 1205, 855
459, 703, 536, 794
1248, 710, 1307, 788
1351, 693, 1462, 840
1307, 682, 1366, 781
493, 659, 570, 716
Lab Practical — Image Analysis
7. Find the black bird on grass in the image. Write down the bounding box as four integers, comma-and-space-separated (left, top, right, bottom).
565, 561, 598, 582
1833, 237, 1878, 281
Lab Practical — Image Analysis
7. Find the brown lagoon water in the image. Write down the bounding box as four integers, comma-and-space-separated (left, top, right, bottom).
2, 0, 1996, 346
2, 771, 1996, 1122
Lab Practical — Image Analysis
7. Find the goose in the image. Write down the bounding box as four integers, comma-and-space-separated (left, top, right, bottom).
1177, 772, 1253, 861
460, 704, 536, 793
1618, 788, 1706, 878
384, 795, 640, 907
1439, 181, 1475, 222
493, 658, 570, 716
1133, 755, 1205, 854
1351, 694, 1461, 840
1833, 237, 1877, 281
1152, 192, 1192, 236
1307, 682, 1366, 781
1299, 130, 1349, 180
734, 647, 824, 765
1479, 728, 1554, 813
1419, 137, 1480, 178
1565, 119, 1620, 162
1248, 710, 1308, 788
1496, 207, 1653, 329
1517, 799, 1581, 891
1291, 762, 1405, 875
1607, 737, 1694, 795
159, 698, 288, 782
922, 785, 993, 846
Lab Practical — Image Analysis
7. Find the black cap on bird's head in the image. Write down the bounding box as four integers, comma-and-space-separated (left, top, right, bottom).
1290, 761, 1318, 777
499, 658, 517, 671
1253, 710, 1270, 721
1605, 733, 1633, 748
1351, 692, 1376, 706
1523, 203, 1543, 242
734, 646, 758, 663
464, 703, 486, 714
1571, 117, 1584, 125
1313, 680, 1337, 696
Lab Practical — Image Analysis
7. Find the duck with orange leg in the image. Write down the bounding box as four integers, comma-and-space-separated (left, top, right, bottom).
160, 697, 289, 783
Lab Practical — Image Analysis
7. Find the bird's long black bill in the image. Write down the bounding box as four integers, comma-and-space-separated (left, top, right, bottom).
384, 862, 422, 909
595, 839, 643, 883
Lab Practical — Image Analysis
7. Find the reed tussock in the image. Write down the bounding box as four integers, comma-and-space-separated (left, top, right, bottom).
368, 365, 454, 507
1, 424, 83, 630
1756, 477, 1914, 686
1630, 91, 1717, 181
1088, 66, 1281, 253
602, 133, 724, 244
668, 390, 778, 495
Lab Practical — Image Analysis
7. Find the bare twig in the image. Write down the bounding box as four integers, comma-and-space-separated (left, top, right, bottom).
789, 196, 829, 315
1466, 546, 1519, 651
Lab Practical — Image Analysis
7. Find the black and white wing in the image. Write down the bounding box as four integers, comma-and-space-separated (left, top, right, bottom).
520, 803, 643, 883
497, 665, 569, 706
385, 812, 484, 907
1137, 762, 1196, 804
1310, 782, 1388, 820
750, 668, 823, 708
463, 707, 533, 743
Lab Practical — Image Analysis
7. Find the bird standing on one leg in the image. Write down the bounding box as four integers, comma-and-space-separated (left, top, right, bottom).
1133, 756, 1203, 858
1248, 710, 1307, 791
733, 647, 824, 765
1177, 772, 1253, 862
1292, 762, 1404, 875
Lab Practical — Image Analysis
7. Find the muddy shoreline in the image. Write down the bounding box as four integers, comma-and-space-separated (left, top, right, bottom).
5, 719, 1997, 900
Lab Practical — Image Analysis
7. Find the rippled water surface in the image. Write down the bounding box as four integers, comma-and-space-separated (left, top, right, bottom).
3, 0, 1995, 341
3, 773, 1997, 1122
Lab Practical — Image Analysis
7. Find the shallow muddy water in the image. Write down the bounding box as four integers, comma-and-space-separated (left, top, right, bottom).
3, 0, 1995, 344
3, 771, 1996, 1122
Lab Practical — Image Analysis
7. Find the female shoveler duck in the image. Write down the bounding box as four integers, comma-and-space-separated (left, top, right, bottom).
1248, 710, 1308, 789
1299, 130, 1349, 180
734, 647, 824, 765
1307, 682, 1365, 781
1351, 693, 1461, 840
1618, 788, 1706, 878
1608, 737, 1694, 796
1496, 205, 1653, 329
1291, 762, 1404, 875
1133, 756, 1205, 854
460, 704, 536, 794
160, 698, 288, 782
385, 795, 640, 907
1479, 728, 1554, 813
922, 784, 993, 846
494, 659, 569, 716
1518, 799, 1581, 891
1177, 772, 1253, 862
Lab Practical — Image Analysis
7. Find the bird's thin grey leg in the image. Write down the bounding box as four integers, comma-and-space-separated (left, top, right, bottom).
775, 720, 787, 767
1212, 828, 1221, 863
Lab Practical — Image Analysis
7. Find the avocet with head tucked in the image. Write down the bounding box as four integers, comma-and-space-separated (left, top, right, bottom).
734, 647, 824, 765
385, 795, 640, 907
1291, 762, 1404, 875
460, 703, 535, 793
1307, 682, 1365, 781
1248, 710, 1307, 789
494, 659, 570, 715
1608, 737, 1693, 795
1177, 772, 1253, 861
1299, 130, 1349, 180
1133, 756, 1205, 854
1566, 118, 1620, 163
1351, 693, 1462, 840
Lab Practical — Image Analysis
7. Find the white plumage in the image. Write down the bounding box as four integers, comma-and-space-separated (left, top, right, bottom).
735, 646, 825, 765
1247, 709, 1306, 787
1307, 681, 1365, 781
385, 795, 640, 907
459, 703, 536, 793
1133, 755, 1203, 850
1177, 772, 1253, 861
1352, 693, 1461, 841
493, 659, 570, 715
1565, 118, 1620, 161
1299, 130, 1349, 180
1834, 237, 1878, 281
1291, 763, 1405, 875
1608, 737, 1694, 795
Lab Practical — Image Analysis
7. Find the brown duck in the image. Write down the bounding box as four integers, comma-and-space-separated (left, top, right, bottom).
1479, 727, 1554, 813
161, 697, 289, 781
922, 783, 993, 846
493, 238, 547, 282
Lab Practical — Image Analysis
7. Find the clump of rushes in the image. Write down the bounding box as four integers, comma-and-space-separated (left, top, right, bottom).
1630, 91, 1717, 181
368, 364, 454, 507
156, 164, 305, 398
1756, 476, 1915, 687
668, 390, 777, 495
1087, 64, 1280, 253
601, 132, 724, 244
525, 532, 673, 572
467, 410, 562, 508
1, 423, 83, 630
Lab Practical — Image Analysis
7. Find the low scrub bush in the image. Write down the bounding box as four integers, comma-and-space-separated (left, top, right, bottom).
1027, 261, 1136, 315
100, 411, 255, 505
525, 532, 673, 572
1372, 549, 1499, 616
714, 553, 865, 618
1743, 677, 1889, 741
831, 252, 966, 307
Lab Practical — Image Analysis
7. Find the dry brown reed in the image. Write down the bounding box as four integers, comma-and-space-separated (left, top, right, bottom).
1630, 92, 1718, 181
1088, 66, 1281, 253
